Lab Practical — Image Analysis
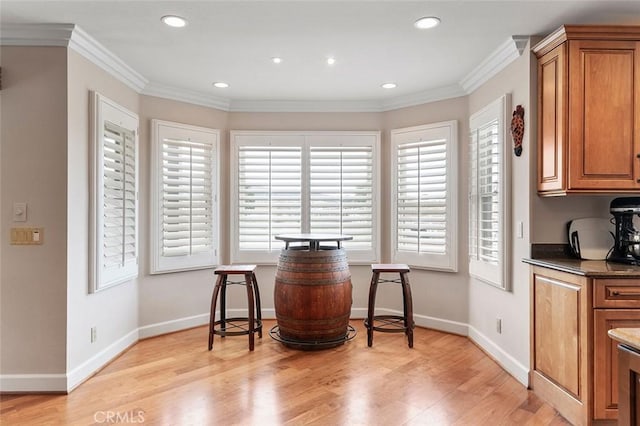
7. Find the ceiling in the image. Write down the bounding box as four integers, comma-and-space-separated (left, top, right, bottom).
2, 1, 640, 109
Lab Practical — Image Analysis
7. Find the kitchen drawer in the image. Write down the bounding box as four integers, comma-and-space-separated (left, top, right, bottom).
594, 279, 640, 308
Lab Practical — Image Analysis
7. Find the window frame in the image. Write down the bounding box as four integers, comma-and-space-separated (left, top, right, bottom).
149, 119, 220, 274
89, 92, 139, 293
230, 130, 381, 265
468, 94, 511, 291
390, 121, 459, 271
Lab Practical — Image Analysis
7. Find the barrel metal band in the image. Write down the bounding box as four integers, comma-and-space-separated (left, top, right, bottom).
274, 276, 352, 286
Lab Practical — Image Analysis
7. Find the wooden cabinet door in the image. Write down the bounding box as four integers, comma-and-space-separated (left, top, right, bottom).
594, 309, 640, 420
617, 345, 640, 426
568, 40, 640, 190
537, 44, 567, 193
533, 273, 582, 397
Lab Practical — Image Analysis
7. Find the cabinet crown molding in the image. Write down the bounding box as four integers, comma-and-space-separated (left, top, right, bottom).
533, 24, 640, 57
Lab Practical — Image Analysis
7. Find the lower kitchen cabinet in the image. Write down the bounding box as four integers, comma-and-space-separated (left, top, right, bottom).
529, 265, 640, 425
594, 309, 639, 420
615, 344, 640, 426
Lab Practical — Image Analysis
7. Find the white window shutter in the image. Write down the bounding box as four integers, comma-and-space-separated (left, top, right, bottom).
309, 146, 373, 250
231, 131, 380, 264
90, 92, 139, 293
391, 121, 458, 271
150, 120, 219, 274
237, 145, 302, 252
102, 122, 137, 269
469, 94, 511, 290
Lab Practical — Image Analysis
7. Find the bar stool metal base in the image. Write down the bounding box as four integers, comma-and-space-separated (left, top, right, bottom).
364, 315, 409, 333
365, 263, 414, 348
212, 317, 263, 337
209, 265, 262, 351
268, 324, 356, 350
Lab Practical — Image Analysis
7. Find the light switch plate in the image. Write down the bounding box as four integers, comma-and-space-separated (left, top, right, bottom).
13, 202, 27, 222
10, 227, 43, 245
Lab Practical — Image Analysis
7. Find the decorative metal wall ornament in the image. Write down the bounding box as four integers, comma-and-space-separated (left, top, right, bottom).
510, 105, 524, 157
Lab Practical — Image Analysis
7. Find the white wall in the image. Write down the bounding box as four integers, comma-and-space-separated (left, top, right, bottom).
0, 47, 69, 385
65, 50, 140, 388
466, 40, 535, 385
137, 95, 228, 335
382, 97, 470, 331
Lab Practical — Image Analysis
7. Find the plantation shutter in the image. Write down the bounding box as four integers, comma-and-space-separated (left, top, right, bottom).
91, 92, 139, 292
237, 146, 302, 251
102, 121, 137, 271
162, 139, 214, 257
309, 146, 373, 249
391, 121, 458, 271
150, 120, 219, 274
468, 94, 510, 290
396, 139, 447, 254
469, 120, 500, 265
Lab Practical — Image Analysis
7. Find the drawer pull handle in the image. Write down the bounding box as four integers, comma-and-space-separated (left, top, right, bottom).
610, 290, 640, 297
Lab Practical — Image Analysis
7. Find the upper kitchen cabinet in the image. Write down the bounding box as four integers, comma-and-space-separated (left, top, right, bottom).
534, 25, 640, 196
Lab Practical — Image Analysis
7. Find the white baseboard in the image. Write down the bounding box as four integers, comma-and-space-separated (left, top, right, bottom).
66, 328, 139, 392
0, 328, 139, 393
137, 309, 280, 340
138, 313, 210, 339
0, 373, 67, 393
356, 307, 469, 336
467, 325, 530, 386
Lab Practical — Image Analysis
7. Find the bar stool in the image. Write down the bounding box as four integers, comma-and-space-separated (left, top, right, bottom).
208, 265, 262, 351
364, 264, 414, 348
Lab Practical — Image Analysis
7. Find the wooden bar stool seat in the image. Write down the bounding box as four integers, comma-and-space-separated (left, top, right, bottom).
364, 263, 414, 348
208, 265, 262, 351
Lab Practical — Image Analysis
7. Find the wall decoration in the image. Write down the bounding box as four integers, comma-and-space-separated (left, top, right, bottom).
510, 105, 524, 157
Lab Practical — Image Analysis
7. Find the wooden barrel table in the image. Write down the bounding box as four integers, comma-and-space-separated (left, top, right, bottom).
272, 234, 354, 350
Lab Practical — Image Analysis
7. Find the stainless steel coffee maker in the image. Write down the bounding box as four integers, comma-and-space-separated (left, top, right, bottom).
608, 197, 640, 265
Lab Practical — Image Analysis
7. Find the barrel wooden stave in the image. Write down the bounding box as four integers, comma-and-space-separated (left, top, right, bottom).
274, 248, 352, 347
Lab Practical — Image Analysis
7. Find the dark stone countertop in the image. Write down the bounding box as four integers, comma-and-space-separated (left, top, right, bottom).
523, 257, 640, 278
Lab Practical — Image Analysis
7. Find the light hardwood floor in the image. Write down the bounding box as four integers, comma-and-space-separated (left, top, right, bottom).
1, 320, 570, 425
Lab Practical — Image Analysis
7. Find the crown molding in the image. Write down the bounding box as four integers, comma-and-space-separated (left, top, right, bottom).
1, 23, 148, 92
381, 83, 467, 111
0, 23, 74, 46
459, 36, 529, 93
229, 98, 383, 113
69, 26, 148, 92
142, 82, 230, 111
2, 23, 530, 113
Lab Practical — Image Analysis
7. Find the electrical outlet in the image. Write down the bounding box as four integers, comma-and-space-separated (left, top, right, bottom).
496, 318, 502, 334
91, 326, 97, 343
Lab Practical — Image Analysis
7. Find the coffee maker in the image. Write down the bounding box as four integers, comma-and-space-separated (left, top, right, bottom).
608, 197, 640, 265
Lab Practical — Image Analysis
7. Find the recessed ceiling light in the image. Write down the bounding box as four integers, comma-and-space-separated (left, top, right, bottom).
381, 83, 397, 89
213, 82, 229, 88
272, 57, 282, 64
414, 16, 441, 29
327, 57, 336, 65
161, 15, 188, 28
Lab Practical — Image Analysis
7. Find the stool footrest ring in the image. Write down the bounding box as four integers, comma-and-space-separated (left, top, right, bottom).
212, 317, 263, 337
364, 315, 414, 333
